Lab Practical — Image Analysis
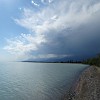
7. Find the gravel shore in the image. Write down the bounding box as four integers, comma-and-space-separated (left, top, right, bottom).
63, 66, 100, 100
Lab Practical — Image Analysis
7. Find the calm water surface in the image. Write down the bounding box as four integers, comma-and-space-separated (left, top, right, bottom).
0, 62, 88, 100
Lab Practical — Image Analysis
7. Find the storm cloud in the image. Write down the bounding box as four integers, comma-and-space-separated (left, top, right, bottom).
4, 0, 100, 60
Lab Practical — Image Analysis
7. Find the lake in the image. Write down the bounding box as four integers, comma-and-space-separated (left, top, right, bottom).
0, 62, 88, 100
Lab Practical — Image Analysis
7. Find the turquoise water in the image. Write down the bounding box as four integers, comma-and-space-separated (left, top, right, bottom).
0, 62, 88, 100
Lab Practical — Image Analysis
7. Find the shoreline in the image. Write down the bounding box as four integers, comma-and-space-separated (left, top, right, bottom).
63, 66, 100, 100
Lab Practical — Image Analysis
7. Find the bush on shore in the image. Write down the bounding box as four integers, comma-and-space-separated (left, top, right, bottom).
83, 54, 100, 67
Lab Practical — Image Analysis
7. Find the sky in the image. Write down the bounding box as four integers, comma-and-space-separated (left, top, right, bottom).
0, 0, 100, 61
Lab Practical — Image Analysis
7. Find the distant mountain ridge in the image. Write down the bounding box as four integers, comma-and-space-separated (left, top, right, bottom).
22, 55, 94, 63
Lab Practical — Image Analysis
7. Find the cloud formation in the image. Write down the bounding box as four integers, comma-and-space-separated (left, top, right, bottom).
4, 33, 46, 55
41, 0, 53, 4
4, 0, 100, 60
31, 0, 39, 7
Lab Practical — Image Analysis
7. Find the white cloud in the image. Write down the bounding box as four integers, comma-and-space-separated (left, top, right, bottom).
19, 7, 22, 10
51, 15, 58, 20
15, 1, 100, 34
4, 33, 46, 55
31, 0, 39, 7
41, 0, 53, 4
48, 0, 53, 3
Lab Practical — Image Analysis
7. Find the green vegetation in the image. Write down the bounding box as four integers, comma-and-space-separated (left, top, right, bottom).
83, 54, 100, 67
